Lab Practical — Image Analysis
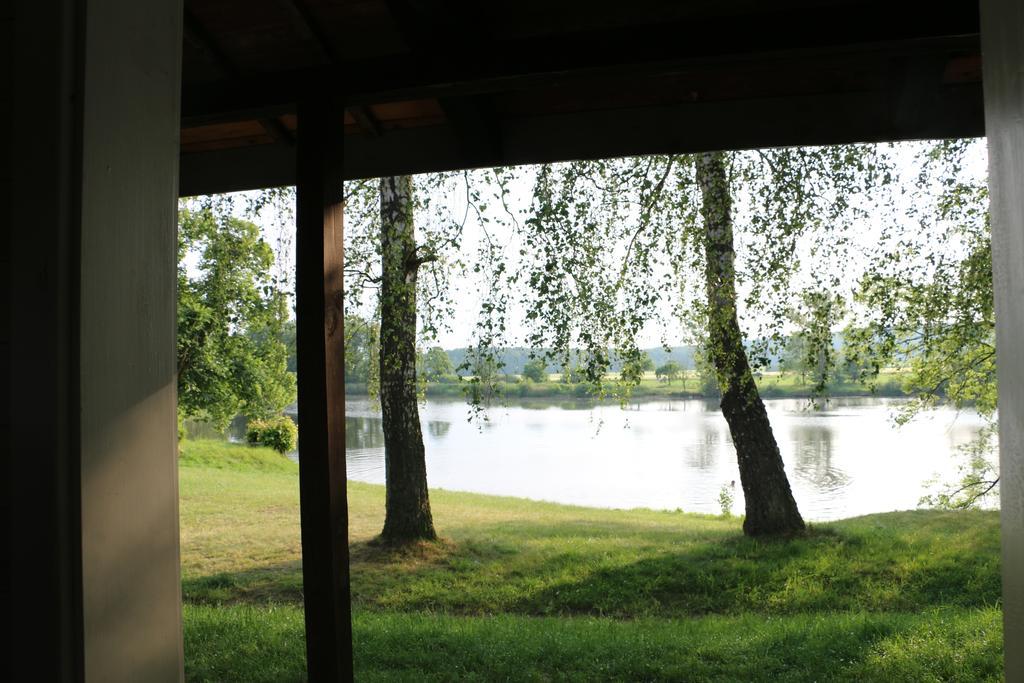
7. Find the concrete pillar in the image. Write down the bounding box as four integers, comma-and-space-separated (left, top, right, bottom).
9, 0, 185, 680
981, 0, 1024, 680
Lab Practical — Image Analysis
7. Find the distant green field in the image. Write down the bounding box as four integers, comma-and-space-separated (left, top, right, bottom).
346, 370, 908, 401
179, 439, 1002, 682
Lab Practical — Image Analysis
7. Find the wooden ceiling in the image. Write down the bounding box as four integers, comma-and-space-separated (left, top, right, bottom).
179, 0, 984, 195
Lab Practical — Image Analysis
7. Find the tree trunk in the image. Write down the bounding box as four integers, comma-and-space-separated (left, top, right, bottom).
696, 152, 805, 536
379, 176, 436, 541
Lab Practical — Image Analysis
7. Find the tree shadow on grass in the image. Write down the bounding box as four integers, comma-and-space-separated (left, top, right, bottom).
351, 535, 459, 565
503, 519, 1000, 617
184, 510, 1000, 619
348, 511, 1000, 617
182, 537, 464, 608
182, 561, 304, 605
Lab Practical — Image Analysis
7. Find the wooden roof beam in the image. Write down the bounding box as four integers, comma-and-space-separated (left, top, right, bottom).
180, 0, 980, 128
889, 54, 951, 135
347, 105, 381, 137
383, 0, 493, 53
183, 8, 294, 145
276, 0, 338, 64
183, 9, 243, 80
274, 1, 380, 137
437, 95, 501, 167
181, 38, 980, 128
383, 0, 502, 162
180, 79, 983, 195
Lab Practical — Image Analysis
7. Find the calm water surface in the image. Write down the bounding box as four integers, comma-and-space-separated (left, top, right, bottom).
343, 396, 988, 521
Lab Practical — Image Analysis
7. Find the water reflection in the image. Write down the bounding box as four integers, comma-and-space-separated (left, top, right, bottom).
184, 414, 248, 442
336, 396, 990, 521
788, 424, 850, 493
344, 415, 385, 480
345, 415, 385, 450
683, 425, 722, 471
427, 420, 451, 439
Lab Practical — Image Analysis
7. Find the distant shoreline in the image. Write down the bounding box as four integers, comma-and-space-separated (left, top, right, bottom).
343, 371, 908, 401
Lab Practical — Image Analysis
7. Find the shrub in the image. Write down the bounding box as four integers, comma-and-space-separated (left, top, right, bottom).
717, 482, 735, 517
246, 415, 298, 454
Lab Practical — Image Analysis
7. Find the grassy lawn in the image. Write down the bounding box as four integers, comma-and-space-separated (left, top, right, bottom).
179, 439, 1003, 682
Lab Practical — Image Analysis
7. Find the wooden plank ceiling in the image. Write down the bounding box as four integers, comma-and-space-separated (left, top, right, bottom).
179, 0, 984, 195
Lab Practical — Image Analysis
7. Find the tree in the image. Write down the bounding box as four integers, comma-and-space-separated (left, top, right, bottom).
619, 351, 656, 385
696, 151, 804, 535
693, 347, 720, 397
471, 352, 502, 383
522, 357, 548, 382
177, 204, 295, 430
784, 290, 844, 393
378, 176, 437, 541
677, 356, 691, 391
561, 364, 584, 384
846, 139, 996, 508
422, 346, 454, 381
279, 319, 297, 373
344, 169, 518, 538
517, 147, 891, 535
343, 315, 378, 385
640, 353, 656, 374
655, 360, 682, 383
780, 334, 810, 384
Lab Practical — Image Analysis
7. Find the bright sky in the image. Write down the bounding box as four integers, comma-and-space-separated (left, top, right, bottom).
206, 139, 989, 350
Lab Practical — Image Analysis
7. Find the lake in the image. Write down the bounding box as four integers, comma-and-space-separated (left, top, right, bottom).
343, 396, 991, 521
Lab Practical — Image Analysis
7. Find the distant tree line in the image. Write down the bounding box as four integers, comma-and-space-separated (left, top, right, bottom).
339, 327, 873, 389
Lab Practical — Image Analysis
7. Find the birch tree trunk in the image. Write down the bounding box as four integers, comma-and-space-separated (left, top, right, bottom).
697, 152, 806, 536
379, 175, 436, 541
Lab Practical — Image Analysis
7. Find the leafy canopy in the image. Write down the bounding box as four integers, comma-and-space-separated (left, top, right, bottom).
177, 203, 295, 429
845, 139, 996, 507
512, 147, 893, 400
655, 360, 682, 383
421, 346, 455, 381
343, 170, 519, 411
521, 357, 549, 382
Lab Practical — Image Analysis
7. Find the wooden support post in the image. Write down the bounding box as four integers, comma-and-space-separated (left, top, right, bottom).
295, 93, 353, 681
981, 1, 1024, 680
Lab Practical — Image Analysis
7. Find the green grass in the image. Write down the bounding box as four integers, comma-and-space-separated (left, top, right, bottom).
185, 605, 1003, 683
755, 370, 905, 399
179, 439, 1003, 682
180, 438, 298, 472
